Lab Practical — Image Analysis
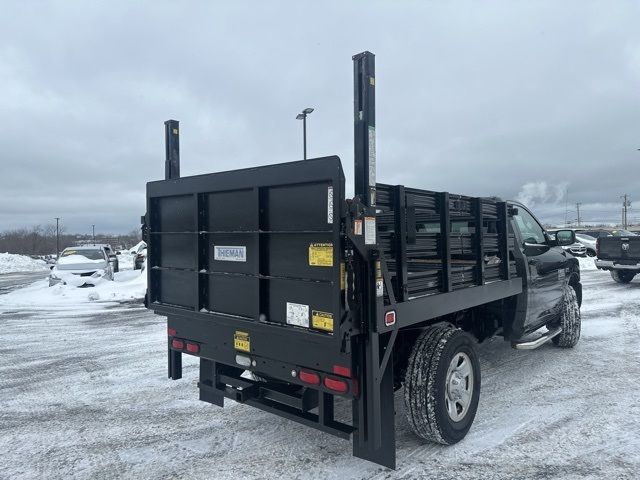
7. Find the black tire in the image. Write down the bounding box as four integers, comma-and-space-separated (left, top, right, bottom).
552, 285, 581, 348
404, 325, 481, 445
586, 249, 596, 257
610, 270, 635, 284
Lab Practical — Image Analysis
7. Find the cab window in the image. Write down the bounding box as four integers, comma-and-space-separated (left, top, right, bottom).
512, 206, 546, 244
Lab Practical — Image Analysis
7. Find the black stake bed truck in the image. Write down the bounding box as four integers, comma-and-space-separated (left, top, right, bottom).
144, 51, 582, 469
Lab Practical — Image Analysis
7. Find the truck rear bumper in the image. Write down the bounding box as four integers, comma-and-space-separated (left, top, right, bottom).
594, 259, 640, 271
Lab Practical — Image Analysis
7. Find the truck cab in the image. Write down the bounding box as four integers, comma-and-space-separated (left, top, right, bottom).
509, 202, 581, 337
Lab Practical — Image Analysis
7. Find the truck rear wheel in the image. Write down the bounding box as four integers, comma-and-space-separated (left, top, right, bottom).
610, 270, 635, 284
552, 285, 581, 348
404, 325, 481, 445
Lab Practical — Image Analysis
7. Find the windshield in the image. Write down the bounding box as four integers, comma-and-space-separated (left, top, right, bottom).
611, 230, 637, 236
61, 249, 105, 260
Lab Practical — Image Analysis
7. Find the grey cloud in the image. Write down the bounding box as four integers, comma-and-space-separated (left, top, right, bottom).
1, 1, 639, 233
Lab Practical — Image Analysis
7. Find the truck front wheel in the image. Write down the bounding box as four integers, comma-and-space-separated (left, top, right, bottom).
551, 285, 581, 348
610, 270, 635, 284
404, 325, 481, 445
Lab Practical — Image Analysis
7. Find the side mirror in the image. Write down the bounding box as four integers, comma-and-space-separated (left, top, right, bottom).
555, 230, 576, 247
524, 242, 550, 256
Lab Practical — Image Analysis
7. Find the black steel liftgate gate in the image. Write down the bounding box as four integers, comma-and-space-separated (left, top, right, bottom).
146, 51, 522, 469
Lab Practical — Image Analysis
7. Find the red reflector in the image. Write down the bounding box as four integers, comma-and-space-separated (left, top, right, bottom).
332, 365, 351, 377
299, 370, 320, 385
186, 342, 199, 353
324, 376, 348, 393
384, 310, 396, 327
168, 327, 176, 337
171, 339, 184, 350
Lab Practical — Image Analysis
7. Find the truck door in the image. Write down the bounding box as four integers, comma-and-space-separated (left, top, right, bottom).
510, 203, 565, 330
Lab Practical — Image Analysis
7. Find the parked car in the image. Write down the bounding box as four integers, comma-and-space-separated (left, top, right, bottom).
130, 241, 147, 255
575, 233, 597, 257
610, 229, 637, 237
96, 244, 119, 272
133, 248, 147, 270
578, 229, 613, 239
49, 246, 114, 287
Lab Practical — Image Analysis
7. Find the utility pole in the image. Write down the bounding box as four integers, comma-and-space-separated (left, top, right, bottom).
576, 202, 582, 227
92, 224, 95, 244
54, 217, 60, 259
621, 194, 630, 229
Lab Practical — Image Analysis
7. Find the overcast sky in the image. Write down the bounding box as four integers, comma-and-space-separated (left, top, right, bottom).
1, 1, 639, 234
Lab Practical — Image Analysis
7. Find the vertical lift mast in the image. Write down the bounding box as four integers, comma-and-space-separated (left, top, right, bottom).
165, 119, 182, 381
351, 51, 396, 469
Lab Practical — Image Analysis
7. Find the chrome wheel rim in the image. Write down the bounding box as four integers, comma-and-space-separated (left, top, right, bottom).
445, 352, 473, 422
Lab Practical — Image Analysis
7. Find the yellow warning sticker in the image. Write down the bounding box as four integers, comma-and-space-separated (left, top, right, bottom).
312, 311, 334, 332
234, 331, 250, 352
309, 243, 333, 267
340, 261, 345, 290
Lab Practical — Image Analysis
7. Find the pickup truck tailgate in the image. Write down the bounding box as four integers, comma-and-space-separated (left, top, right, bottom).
598, 236, 640, 261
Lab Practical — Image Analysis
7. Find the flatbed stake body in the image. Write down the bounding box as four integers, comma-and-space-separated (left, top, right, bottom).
144, 50, 581, 470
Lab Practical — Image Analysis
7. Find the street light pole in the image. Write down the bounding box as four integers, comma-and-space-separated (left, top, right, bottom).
296, 107, 314, 159
55, 217, 60, 259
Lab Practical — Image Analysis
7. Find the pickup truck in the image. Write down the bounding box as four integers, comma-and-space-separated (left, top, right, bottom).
143, 51, 582, 469
595, 232, 640, 283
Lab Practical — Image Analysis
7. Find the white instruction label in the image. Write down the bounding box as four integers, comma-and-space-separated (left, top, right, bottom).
214, 245, 246, 262
327, 186, 334, 224
368, 126, 376, 186
286, 302, 309, 328
364, 216, 376, 245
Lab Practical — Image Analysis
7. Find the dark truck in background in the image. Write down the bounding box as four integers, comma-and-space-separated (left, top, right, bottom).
596, 232, 640, 283
143, 51, 582, 469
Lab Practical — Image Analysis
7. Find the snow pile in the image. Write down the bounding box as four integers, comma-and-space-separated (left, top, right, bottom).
0, 253, 48, 274
117, 252, 135, 270
129, 241, 146, 254
578, 256, 597, 271
0, 268, 146, 311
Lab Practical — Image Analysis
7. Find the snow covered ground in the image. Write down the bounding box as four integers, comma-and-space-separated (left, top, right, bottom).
0, 252, 144, 312
0, 252, 48, 274
0, 259, 639, 479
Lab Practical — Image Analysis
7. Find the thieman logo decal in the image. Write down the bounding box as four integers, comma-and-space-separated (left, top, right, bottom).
214, 245, 247, 262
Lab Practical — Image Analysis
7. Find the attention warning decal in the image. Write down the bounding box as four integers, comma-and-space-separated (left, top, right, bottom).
234, 331, 250, 352
312, 310, 334, 332
309, 243, 333, 267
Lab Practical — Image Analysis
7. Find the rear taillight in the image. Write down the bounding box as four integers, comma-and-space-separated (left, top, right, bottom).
332, 365, 351, 377
384, 310, 396, 327
168, 327, 176, 337
324, 376, 348, 393
299, 370, 320, 385
186, 342, 199, 353
171, 339, 184, 349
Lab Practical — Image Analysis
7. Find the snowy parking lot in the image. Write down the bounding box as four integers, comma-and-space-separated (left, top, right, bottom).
0, 259, 639, 479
